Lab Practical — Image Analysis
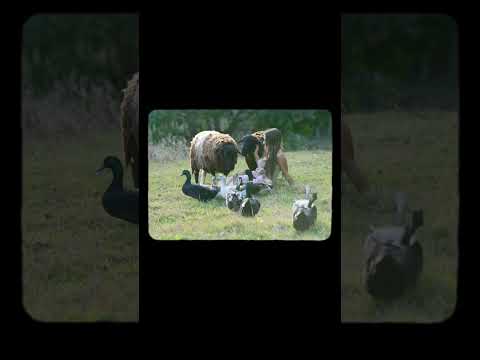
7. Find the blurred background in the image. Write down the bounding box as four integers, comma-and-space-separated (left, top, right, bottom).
342, 14, 458, 113
22, 14, 138, 137
22, 14, 139, 322
148, 109, 332, 162
341, 14, 458, 323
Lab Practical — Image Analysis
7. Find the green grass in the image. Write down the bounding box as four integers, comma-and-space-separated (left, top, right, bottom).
22, 130, 139, 322
341, 111, 458, 323
149, 149, 332, 240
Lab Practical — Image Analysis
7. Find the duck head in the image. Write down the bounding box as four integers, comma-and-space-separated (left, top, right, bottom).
180, 169, 192, 181
97, 156, 124, 190
96, 156, 123, 176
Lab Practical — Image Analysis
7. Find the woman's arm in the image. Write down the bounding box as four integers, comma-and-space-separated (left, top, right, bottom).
254, 145, 260, 161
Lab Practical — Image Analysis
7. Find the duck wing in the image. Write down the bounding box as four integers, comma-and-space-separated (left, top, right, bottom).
102, 190, 138, 224
292, 199, 309, 212
199, 185, 220, 201
184, 183, 220, 202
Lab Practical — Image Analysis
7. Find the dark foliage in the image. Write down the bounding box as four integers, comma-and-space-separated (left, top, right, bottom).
342, 14, 458, 112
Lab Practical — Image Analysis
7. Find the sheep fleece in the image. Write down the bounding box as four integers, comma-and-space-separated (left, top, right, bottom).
190, 131, 238, 175
120, 72, 139, 174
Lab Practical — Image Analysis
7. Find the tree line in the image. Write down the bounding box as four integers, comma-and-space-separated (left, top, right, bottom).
148, 110, 332, 150
342, 14, 458, 112
22, 14, 138, 96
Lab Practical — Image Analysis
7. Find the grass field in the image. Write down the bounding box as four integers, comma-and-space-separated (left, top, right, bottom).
341, 111, 458, 322
149, 149, 332, 240
22, 130, 139, 322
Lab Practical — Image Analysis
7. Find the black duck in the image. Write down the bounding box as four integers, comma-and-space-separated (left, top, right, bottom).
226, 191, 243, 212
239, 197, 261, 217
363, 192, 424, 300
239, 183, 261, 217
181, 170, 219, 202
96, 156, 138, 225
292, 186, 317, 231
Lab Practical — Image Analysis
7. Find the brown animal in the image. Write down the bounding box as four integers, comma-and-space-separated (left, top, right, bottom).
190, 130, 239, 184
238, 128, 294, 186
341, 119, 369, 194
120, 72, 139, 188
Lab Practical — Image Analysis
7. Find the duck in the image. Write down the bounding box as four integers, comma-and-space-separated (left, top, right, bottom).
236, 174, 250, 186
226, 190, 243, 212
292, 185, 317, 231
240, 196, 261, 217
239, 183, 261, 217
225, 180, 261, 216
246, 181, 272, 196
215, 175, 237, 200
363, 192, 424, 299
399, 209, 424, 288
180, 170, 219, 202
96, 156, 138, 225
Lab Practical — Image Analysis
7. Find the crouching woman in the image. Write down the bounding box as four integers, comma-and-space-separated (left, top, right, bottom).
240, 128, 294, 187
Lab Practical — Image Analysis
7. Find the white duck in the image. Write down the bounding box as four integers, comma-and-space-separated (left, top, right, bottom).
215, 175, 238, 200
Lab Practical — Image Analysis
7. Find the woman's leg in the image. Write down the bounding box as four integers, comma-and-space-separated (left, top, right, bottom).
276, 151, 294, 185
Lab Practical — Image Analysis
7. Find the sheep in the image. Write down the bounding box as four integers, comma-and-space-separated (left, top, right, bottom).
189, 130, 239, 184
238, 128, 294, 186
120, 72, 139, 188
341, 119, 369, 194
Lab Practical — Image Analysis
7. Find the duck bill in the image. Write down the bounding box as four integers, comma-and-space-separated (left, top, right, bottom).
96, 166, 106, 175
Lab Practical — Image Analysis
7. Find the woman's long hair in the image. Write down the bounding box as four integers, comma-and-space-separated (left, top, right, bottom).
263, 128, 282, 180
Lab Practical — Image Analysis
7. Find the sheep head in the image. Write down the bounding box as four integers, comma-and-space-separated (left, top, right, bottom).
215, 142, 238, 177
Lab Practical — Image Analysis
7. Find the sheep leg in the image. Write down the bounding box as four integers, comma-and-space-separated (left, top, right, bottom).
341, 120, 370, 194
132, 145, 139, 188
193, 169, 199, 184
341, 119, 355, 162
132, 161, 139, 188
199, 169, 206, 185
343, 157, 370, 194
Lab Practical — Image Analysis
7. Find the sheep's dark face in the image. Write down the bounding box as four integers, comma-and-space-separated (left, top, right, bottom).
218, 144, 238, 176
238, 135, 261, 157
238, 135, 264, 171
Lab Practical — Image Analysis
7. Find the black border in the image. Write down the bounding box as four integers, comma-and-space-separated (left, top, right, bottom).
140, 12, 340, 324
12, 10, 469, 329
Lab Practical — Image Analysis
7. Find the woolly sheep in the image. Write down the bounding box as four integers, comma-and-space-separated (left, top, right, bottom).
190, 130, 239, 184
